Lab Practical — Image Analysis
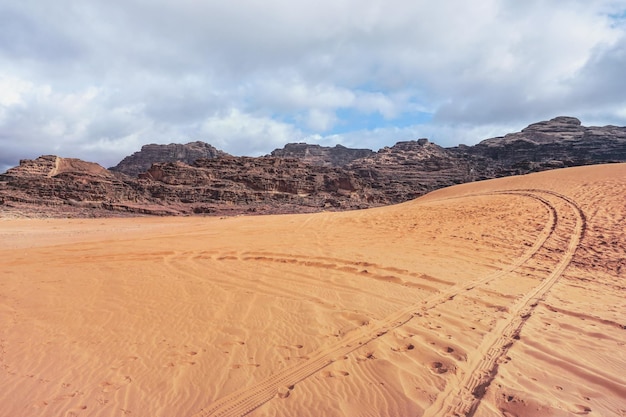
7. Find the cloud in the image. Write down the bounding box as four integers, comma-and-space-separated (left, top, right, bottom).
200, 109, 308, 156
1, 0, 625, 170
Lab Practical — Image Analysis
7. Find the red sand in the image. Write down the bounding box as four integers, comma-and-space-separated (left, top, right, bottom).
1, 164, 624, 416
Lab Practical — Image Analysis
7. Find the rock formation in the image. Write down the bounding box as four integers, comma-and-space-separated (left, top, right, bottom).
461, 116, 626, 174
0, 155, 379, 217
2, 116, 625, 217
0, 155, 161, 217
270, 143, 375, 166
137, 157, 378, 214
110, 141, 228, 176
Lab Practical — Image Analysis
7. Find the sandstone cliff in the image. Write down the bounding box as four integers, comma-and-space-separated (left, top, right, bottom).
462, 116, 626, 174
345, 139, 473, 202
270, 143, 375, 166
0, 155, 380, 217
2, 116, 625, 217
0, 155, 163, 217
138, 157, 379, 214
110, 141, 228, 176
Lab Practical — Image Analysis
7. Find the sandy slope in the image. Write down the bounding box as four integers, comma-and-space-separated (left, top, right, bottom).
0, 164, 624, 417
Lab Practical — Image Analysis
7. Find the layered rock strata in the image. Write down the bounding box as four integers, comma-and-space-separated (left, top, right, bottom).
110, 141, 228, 176
2, 116, 625, 217
463, 116, 626, 174
270, 143, 375, 166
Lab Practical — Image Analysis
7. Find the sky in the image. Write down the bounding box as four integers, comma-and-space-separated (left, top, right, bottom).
1, 0, 626, 172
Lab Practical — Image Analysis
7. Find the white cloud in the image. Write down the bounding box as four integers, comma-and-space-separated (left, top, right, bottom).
1, 0, 625, 169
200, 109, 307, 155
0, 76, 33, 107
305, 109, 338, 132
250, 77, 356, 113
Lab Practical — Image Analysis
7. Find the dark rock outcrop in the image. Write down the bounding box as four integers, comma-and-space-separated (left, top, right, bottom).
270, 143, 375, 166
138, 157, 379, 214
346, 139, 474, 202
110, 141, 228, 177
462, 116, 626, 174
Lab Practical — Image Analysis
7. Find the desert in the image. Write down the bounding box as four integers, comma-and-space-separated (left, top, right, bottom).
1, 163, 625, 417
4, 2, 626, 416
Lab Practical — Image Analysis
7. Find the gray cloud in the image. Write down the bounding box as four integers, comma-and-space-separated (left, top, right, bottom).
1, 0, 626, 171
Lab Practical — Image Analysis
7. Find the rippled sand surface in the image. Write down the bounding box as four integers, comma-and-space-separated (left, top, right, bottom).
1, 164, 624, 417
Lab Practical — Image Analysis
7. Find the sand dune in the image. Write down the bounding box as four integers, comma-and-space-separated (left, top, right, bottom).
1, 164, 625, 417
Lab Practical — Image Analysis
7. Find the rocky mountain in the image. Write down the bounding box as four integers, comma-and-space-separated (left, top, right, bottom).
0, 155, 160, 217
462, 116, 626, 173
110, 141, 228, 176
0, 155, 381, 217
345, 139, 473, 202
137, 157, 380, 214
270, 143, 375, 166
1, 116, 625, 217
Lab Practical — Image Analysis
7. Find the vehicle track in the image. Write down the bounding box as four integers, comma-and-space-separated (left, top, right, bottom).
191, 190, 561, 417
422, 189, 586, 417
170, 249, 456, 288
163, 251, 422, 307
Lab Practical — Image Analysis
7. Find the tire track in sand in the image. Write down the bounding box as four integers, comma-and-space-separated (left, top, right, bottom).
422, 190, 586, 417
191, 190, 559, 417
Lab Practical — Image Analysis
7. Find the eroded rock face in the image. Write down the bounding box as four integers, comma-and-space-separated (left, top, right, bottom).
2, 117, 626, 217
347, 139, 478, 202
3, 155, 56, 177
110, 141, 228, 177
139, 157, 379, 214
0, 155, 380, 217
270, 143, 375, 166
466, 116, 626, 171
0, 156, 154, 217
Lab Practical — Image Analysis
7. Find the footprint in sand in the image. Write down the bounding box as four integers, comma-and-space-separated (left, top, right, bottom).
164, 360, 196, 368
276, 385, 294, 399
569, 404, 592, 415
100, 376, 132, 393
54, 392, 81, 401
430, 361, 449, 374
356, 351, 376, 362
64, 405, 87, 417
231, 363, 260, 369
110, 356, 139, 370
276, 344, 306, 360
34, 390, 85, 410
220, 340, 246, 350
391, 343, 415, 352
321, 370, 350, 378
276, 344, 304, 351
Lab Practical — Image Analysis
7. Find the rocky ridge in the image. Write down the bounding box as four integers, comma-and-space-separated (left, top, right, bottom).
1, 116, 625, 217
345, 139, 474, 202
0, 155, 379, 217
110, 141, 228, 176
137, 156, 378, 214
0, 156, 167, 217
464, 116, 626, 173
270, 143, 375, 166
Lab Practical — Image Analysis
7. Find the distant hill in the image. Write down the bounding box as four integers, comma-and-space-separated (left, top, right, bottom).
1, 116, 625, 217
465, 116, 626, 171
